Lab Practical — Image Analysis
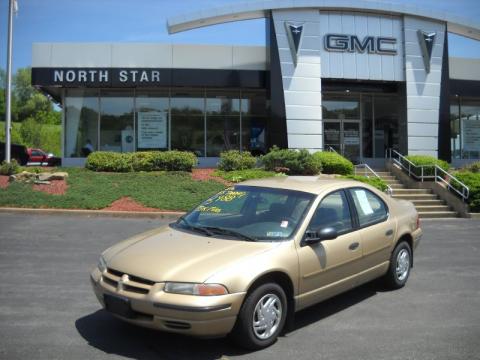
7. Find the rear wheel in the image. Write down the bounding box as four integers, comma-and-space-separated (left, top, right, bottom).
384, 241, 412, 289
230, 283, 287, 350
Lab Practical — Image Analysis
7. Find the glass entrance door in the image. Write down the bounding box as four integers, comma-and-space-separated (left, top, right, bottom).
324, 120, 361, 163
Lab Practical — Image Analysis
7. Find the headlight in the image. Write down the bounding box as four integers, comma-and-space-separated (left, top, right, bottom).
164, 282, 228, 296
98, 255, 107, 273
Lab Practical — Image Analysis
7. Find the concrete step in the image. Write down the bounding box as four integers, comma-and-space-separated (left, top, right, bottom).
415, 205, 451, 212
383, 179, 403, 184
418, 211, 458, 219
378, 175, 397, 180
392, 188, 432, 194
410, 199, 446, 206
372, 171, 392, 176
393, 194, 438, 200
389, 183, 406, 189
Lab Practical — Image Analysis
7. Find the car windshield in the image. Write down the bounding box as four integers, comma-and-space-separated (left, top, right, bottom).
175, 185, 315, 241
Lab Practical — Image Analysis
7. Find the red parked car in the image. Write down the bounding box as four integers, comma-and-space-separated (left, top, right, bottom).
27, 148, 61, 166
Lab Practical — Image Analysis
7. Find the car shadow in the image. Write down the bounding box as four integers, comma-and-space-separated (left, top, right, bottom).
75, 281, 381, 359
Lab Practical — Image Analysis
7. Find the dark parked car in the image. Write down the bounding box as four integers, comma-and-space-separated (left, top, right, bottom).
0, 142, 29, 165
27, 148, 61, 166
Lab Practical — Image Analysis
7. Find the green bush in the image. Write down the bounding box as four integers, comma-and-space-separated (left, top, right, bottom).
87, 150, 197, 173
0, 159, 20, 175
85, 152, 133, 172
214, 169, 282, 183
405, 155, 450, 177
161, 150, 197, 172
343, 175, 388, 192
452, 171, 480, 212
462, 161, 480, 173
313, 151, 353, 175
261, 146, 322, 175
218, 150, 256, 171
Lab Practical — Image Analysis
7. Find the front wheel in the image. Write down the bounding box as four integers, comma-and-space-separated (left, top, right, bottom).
230, 283, 287, 350
384, 241, 412, 289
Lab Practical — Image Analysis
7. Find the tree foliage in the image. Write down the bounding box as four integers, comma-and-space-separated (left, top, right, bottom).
0, 67, 61, 155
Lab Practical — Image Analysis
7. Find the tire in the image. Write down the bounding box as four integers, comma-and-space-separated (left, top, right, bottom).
384, 241, 412, 289
230, 283, 287, 350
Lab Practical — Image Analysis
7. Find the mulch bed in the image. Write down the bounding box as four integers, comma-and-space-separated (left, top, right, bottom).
102, 197, 166, 212
0, 176, 9, 189
191, 168, 231, 185
33, 180, 68, 195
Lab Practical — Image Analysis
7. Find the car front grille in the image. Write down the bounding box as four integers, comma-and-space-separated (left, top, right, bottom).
101, 267, 155, 295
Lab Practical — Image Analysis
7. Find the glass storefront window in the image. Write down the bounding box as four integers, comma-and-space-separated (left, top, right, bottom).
242, 116, 267, 155
374, 96, 399, 157
206, 91, 241, 156
65, 89, 99, 158
171, 90, 205, 156
241, 91, 268, 115
136, 92, 169, 150
206, 91, 240, 115
63, 88, 269, 158
451, 97, 480, 159
99, 90, 134, 152
323, 95, 360, 119
206, 116, 240, 156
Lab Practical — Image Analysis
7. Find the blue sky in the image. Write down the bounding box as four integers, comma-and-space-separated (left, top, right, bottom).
0, 0, 480, 73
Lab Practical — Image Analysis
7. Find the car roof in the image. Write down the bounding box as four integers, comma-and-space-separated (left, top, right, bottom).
238, 176, 374, 195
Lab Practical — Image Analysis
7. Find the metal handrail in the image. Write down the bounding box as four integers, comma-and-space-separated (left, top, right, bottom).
326, 146, 338, 153
354, 163, 393, 196
386, 148, 469, 201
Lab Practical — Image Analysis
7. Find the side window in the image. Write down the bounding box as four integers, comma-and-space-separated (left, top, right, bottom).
308, 190, 352, 234
348, 188, 388, 227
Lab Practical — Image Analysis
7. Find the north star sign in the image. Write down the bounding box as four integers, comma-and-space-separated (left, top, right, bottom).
324, 34, 397, 55
53, 69, 161, 84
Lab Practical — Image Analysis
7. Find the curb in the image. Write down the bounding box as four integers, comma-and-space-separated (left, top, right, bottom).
0, 207, 185, 220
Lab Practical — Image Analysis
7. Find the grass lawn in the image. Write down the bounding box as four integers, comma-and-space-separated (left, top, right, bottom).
0, 168, 225, 211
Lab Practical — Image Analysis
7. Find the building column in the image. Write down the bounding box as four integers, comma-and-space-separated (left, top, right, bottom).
404, 16, 446, 158
272, 9, 323, 152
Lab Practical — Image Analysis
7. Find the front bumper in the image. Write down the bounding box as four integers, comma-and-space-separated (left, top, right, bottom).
90, 268, 245, 337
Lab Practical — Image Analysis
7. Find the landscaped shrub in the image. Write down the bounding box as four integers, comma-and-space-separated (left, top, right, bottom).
405, 155, 450, 177
87, 151, 197, 172
131, 152, 158, 171
214, 169, 282, 183
0, 159, 20, 176
343, 175, 388, 192
452, 171, 480, 212
313, 151, 354, 175
218, 150, 256, 171
260, 146, 322, 175
462, 161, 480, 173
160, 151, 197, 172
85, 152, 133, 172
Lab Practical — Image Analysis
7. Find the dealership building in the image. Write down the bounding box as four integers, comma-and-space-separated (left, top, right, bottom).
31, 0, 480, 167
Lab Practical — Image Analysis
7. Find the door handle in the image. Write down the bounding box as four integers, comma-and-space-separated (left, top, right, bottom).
349, 242, 359, 251
385, 229, 393, 236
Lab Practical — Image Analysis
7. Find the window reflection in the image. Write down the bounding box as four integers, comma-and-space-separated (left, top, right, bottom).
171, 90, 205, 156
451, 97, 480, 159
100, 90, 134, 152
323, 96, 360, 119
65, 89, 99, 158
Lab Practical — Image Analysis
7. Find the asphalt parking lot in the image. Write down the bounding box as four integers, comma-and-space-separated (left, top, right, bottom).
0, 213, 479, 360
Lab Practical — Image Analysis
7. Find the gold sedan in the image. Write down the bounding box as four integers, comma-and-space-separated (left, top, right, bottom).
91, 177, 422, 349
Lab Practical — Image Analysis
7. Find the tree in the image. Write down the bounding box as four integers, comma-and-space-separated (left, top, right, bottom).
13, 67, 36, 105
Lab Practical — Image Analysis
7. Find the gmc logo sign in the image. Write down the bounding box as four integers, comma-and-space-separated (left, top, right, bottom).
324, 34, 397, 55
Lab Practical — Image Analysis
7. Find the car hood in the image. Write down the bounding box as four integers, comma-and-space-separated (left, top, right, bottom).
104, 225, 278, 283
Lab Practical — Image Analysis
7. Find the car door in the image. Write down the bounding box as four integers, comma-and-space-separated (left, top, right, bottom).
346, 187, 395, 275
296, 190, 363, 309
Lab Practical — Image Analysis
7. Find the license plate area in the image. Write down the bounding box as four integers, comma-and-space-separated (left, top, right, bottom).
104, 294, 135, 319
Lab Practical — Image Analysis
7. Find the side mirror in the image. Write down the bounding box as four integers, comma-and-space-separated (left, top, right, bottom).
303, 226, 338, 245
